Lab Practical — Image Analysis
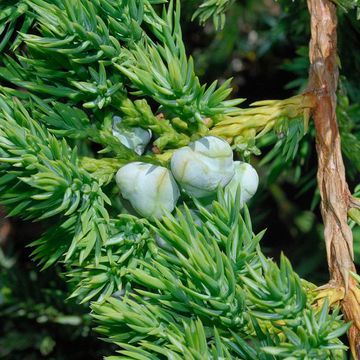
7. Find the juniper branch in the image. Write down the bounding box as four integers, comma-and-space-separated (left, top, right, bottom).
0, 97, 111, 264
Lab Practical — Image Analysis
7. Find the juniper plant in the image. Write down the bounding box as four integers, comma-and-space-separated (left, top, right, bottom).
1, 0, 360, 359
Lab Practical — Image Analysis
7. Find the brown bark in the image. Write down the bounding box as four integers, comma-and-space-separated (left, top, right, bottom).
307, 0, 360, 357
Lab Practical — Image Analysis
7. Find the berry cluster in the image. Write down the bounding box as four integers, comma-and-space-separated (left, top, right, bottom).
115, 133, 258, 219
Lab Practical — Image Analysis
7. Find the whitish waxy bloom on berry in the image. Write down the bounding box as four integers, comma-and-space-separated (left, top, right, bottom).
171, 136, 235, 198
112, 116, 152, 155
116, 162, 180, 219
225, 161, 259, 207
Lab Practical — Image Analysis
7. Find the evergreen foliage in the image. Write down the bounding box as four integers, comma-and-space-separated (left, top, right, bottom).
1, 0, 360, 359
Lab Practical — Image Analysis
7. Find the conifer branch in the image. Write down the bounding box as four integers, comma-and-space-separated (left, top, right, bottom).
0, 97, 111, 264
0, 1, 356, 358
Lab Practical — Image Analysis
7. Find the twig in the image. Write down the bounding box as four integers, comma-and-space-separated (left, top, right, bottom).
307, 0, 360, 357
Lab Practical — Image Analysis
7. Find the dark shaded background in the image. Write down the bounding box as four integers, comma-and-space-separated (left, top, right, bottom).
1, 0, 360, 358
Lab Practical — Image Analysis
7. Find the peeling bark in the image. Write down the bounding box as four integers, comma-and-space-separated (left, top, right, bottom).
307, 0, 360, 357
